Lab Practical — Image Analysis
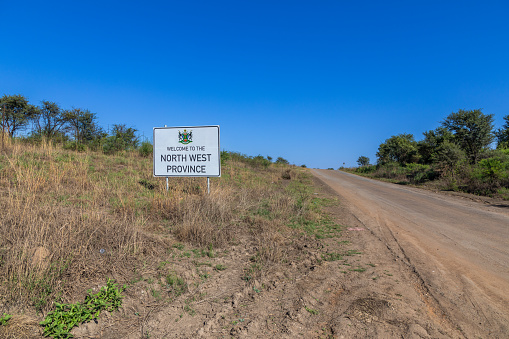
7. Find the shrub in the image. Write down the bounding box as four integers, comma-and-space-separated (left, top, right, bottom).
220, 150, 230, 164
138, 141, 153, 157
405, 163, 438, 184
478, 158, 505, 181
63, 141, 86, 152
356, 165, 376, 174
275, 157, 289, 165
221, 152, 272, 168
373, 162, 407, 181
357, 156, 370, 167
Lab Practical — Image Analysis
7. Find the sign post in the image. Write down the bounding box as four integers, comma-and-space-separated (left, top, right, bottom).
153, 126, 221, 193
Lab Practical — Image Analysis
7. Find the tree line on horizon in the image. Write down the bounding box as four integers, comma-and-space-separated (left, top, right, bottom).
0, 93, 296, 165
354, 109, 509, 198
0, 93, 151, 155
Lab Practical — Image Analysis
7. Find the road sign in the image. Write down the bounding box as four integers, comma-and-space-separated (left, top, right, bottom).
153, 125, 220, 177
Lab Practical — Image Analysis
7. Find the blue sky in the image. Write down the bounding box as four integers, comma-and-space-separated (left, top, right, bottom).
1, 1, 508, 168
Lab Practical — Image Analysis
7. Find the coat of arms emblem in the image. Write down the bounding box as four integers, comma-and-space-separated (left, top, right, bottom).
178, 129, 193, 144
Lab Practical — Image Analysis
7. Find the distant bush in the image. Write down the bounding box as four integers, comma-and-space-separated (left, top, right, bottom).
138, 141, 153, 157
357, 156, 370, 167
478, 158, 505, 181
221, 152, 272, 168
63, 141, 86, 152
405, 163, 438, 184
220, 150, 230, 164
356, 165, 376, 174
275, 157, 289, 165
373, 162, 408, 181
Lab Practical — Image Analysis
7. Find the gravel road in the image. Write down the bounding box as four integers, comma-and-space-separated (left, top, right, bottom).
312, 169, 509, 337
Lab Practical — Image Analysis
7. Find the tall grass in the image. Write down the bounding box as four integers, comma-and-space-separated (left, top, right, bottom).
0, 139, 315, 316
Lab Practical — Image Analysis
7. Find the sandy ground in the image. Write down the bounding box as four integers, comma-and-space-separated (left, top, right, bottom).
312, 169, 509, 338
32, 169, 508, 338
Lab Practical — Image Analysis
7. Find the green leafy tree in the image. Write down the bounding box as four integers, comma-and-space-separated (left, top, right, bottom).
112, 124, 138, 149
376, 134, 420, 165
0, 94, 37, 136
103, 124, 139, 154
32, 101, 67, 139
496, 114, 509, 149
418, 127, 454, 164
433, 140, 467, 175
441, 109, 494, 163
357, 156, 370, 167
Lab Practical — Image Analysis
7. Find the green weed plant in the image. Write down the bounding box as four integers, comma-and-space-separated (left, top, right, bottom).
0, 313, 12, 325
40, 279, 125, 338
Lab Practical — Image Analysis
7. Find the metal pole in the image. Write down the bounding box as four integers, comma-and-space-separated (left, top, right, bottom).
1, 104, 4, 150
165, 125, 168, 191
207, 177, 210, 194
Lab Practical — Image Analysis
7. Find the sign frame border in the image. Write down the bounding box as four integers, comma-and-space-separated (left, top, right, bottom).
153, 125, 221, 178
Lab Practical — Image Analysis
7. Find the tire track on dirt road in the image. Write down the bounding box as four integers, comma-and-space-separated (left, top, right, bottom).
312, 169, 509, 338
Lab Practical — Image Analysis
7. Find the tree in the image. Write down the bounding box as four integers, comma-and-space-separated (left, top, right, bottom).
417, 127, 454, 165
357, 156, 370, 167
63, 108, 100, 144
0, 94, 37, 136
111, 124, 138, 149
496, 114, 509, 149
102, 124, 139, 154
441, 109, 494, 163
376, 134, 420, 165
433, 140, 466, 175
275, 157, 289, 165
32, 101, 66, 139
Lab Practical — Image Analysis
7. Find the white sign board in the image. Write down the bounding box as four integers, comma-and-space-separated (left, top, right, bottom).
153, 126, 220, 177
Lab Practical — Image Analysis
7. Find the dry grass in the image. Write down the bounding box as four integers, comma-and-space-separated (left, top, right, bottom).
0, 139, 318, 324
0, 313, 40, 339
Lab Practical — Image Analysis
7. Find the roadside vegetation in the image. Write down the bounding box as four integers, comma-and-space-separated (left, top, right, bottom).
350, 109, 509, 200
0, 93, 344, 337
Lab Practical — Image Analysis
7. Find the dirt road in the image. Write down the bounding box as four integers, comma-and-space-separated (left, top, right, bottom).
312, 169, 509, 338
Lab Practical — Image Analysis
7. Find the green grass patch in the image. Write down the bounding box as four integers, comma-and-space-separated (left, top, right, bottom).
165, 273, 187, 297
321, 252, 343, 262
305, 306, 319, 315
214, 264, 227, 271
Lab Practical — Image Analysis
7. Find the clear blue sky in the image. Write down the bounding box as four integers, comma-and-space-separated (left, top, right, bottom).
1, 1, 508, 168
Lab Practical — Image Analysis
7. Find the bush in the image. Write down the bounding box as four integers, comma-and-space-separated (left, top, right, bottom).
138, 141, 153, 157
356, 165, 376, 174
478, 158, 505, 181
460, 152, 509, 195
251, 155, 271, 168
405, 163, 438, 184
220, 150, 230, 164
221, 152, 272, 168
275, 157, 289, 165
357, 156, 370, 167
63, 141, 86, 152
373, 162, 408, 180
